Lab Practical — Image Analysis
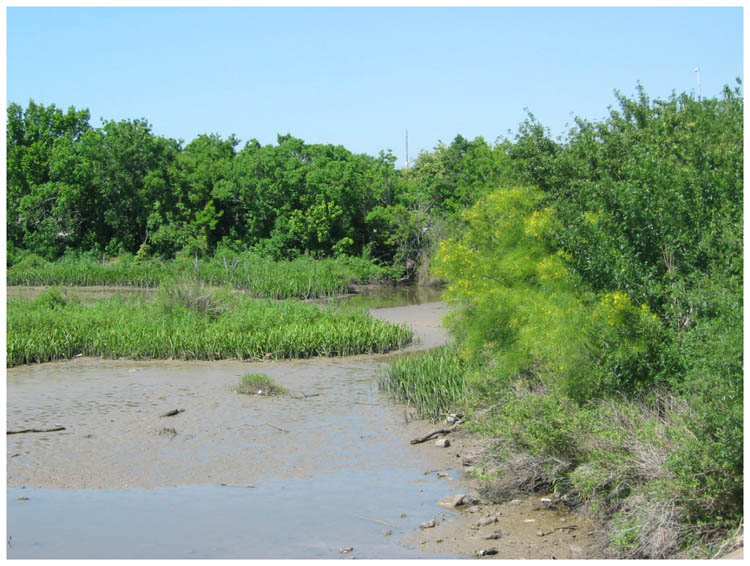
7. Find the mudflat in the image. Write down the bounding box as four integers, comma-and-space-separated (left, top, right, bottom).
7, 303, 450, 489
7, 300, 603, 558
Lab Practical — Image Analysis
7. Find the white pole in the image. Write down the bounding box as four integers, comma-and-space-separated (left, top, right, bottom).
405, 129, 409, 169
694, 67, 701, 99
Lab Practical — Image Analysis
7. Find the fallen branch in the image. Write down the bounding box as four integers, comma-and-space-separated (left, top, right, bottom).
8, 426, 66, 435
160, 409, 185, 417
539, 525, 578, 536
410, 419, 464, 444
288, 392, 321, 399
264, 422, 289, 433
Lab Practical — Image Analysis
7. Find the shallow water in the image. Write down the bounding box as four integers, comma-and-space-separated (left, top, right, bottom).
7, 299, 462, 558
8, 471, 460, 559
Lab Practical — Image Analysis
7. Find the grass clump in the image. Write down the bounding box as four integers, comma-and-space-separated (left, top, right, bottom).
236, 373, 287, 396
379, 345, 466, 422
156, 281, 232, 318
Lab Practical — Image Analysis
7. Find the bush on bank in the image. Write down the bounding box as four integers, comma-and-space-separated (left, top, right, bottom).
383, 85, 743, 558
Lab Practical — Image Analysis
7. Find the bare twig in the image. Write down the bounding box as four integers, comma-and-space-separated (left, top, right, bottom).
264, 422, 289, 433
8, 426, 65, 435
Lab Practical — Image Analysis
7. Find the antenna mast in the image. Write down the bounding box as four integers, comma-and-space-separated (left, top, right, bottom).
405, 129, 409, 169
694, 67, 702, 99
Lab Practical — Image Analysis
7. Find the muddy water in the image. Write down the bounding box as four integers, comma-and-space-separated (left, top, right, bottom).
7, 300, 461, 558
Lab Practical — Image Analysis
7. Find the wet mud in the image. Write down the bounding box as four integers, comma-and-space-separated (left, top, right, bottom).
7, 295, 602, 558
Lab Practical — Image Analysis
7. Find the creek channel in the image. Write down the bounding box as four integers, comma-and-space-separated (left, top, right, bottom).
7, 286, 469, 559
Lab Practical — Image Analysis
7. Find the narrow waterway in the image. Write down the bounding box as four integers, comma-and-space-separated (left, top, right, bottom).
7, 291, 463, 558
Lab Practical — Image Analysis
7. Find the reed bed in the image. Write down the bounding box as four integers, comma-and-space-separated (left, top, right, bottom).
7, 255, 360, 299
7, 289, 413, 367
378, 345, 466, 421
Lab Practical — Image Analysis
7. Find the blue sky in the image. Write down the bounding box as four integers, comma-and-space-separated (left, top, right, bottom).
6, 6, 743, 166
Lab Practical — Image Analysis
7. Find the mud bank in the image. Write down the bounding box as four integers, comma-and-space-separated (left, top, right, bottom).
7, 302, 451, 489
7, 300, 603, 558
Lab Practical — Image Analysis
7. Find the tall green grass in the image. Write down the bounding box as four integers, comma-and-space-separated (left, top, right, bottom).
7, 253, 386, 299
7, 287, 413, 367
379, 345, 466, 421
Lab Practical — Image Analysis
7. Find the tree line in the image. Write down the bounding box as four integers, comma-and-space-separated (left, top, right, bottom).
7, 100, 512, 277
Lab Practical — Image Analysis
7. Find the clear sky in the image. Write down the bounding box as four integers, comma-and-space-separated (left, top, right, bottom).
6, 5, 744, 166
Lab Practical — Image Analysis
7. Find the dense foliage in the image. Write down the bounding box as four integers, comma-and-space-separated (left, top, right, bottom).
386, 84, 743, 557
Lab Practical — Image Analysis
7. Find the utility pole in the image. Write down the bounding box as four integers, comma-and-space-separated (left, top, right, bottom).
405, 129, 409, 170
694, 67, 702, 99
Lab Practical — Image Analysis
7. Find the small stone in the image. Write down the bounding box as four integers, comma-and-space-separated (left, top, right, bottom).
537, 530, 546, 537
383, 530, 391, 536
339, 547, 353, 554
419, 519, 437, 529
484, 532, 502, 540
438, 493, 467, 508
467, 505, 482, 513
17, 497, 29, 502
477, 548, 498, 556
400, 513, 407, 519
434, 438, 451, 448
476, 516, 498, 527
509, 499, 522, 506
462, 494, 481, 506
523, 519, 537, 523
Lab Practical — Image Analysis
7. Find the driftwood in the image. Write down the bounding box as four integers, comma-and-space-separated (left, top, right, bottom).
160, 409, 185, 417
410, 419, 464, 444
264, 422, 289, 433
8, 426, 66, 435
288, 392, 322, 400
537, 525, 578, 537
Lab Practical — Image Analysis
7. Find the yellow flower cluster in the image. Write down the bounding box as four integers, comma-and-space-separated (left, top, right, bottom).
523, 208, 552, 239
600, 291, 633, 326
537, 255, 566, 281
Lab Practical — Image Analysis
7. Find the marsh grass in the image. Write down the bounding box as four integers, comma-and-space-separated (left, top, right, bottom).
7, 255, 377, 299
378, 345, 466, 421
235, 373, 287, 396
7, 293, 412, 367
